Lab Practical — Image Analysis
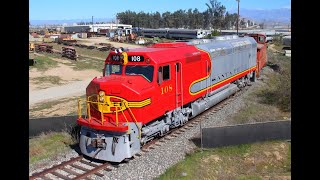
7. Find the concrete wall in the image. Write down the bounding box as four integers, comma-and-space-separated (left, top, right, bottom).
199, 120, 291, 148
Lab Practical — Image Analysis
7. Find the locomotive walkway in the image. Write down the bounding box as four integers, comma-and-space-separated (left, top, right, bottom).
29, 78, 92, 106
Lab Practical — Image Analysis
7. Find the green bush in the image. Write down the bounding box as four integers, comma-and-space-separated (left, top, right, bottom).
258, 53, 291, 112
205, 29, 220, 38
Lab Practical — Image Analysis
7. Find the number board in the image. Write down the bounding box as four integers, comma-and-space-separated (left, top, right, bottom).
128, 55, 144, 62
111, 55, 121, 61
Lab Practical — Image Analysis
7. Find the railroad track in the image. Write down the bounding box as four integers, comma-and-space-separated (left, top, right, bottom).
29, 86, 249, 180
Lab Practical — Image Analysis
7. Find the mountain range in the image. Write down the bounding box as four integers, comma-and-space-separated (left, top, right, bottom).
229, 8, 291, 24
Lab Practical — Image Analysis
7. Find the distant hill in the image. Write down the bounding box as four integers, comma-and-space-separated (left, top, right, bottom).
30, 18, 114, 26
229, 8, 291, 24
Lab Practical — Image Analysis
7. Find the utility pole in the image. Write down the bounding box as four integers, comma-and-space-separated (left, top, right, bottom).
236, 0, 240, 35
92, 16, 94, 34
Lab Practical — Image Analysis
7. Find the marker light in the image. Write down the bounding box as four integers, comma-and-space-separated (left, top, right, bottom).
121, 52, 128, 65
99, 91, 105, 96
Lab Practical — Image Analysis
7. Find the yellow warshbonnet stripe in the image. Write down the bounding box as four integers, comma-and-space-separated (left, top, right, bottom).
96, 96, 151, 113
189, 47, 212, 95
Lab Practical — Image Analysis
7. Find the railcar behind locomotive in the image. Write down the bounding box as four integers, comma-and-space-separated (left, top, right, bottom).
77, 34, 267, 162
141, 28, 206, 39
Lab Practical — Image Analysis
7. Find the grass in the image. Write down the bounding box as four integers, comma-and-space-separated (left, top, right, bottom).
30, 98, 70, 113
37, 52, 105, 72
32, 75, 64, 85
71, 56, 105, 71
230, 49, 291, 124
29, 94, 86, 118
30, 55, 59, 71
156, 141, 291, 180
29, 131, 76, 165
50, 43, 110, 59
258, 51, 291, 112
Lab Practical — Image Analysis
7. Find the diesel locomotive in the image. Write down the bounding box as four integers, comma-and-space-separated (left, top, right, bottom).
77, 34, 267, 162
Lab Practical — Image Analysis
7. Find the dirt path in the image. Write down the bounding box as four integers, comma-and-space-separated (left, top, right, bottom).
29, 78, 92, 106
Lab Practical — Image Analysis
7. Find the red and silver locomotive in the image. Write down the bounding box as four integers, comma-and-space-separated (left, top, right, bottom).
77, 34, 267, 162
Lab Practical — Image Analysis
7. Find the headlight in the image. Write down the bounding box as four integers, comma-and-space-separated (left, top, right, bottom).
99, 97, 105, 102
99, 91, 105, 96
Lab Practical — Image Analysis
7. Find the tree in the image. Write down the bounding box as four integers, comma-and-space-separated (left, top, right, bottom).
205, 0, 226, 29
115, 0, 236, 30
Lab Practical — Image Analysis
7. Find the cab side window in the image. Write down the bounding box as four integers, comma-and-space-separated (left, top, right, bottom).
163, 65, 170, 80
158, 65, 170, 84
258, 36, 265, 43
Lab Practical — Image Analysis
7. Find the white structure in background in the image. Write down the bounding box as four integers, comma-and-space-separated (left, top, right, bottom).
62, 23, 132, 33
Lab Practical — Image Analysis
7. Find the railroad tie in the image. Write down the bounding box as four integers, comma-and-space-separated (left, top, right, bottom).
80, 160, 98, 167
164, 137, 172, 140
50, 171, 72, 180
39, 175, 52, 180
135, 153, 142, 157
94, 171, 106, 177
141, 149, 149, 152
61, 167, 81, 176
69, 163, 90, 172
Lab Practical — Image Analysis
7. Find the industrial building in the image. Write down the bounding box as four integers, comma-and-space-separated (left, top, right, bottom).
62, 23, 132, 33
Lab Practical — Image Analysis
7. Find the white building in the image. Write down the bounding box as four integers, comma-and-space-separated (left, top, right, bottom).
62, 23, 132, 33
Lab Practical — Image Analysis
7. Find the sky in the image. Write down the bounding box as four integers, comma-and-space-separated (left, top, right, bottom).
29, 0, 291, 20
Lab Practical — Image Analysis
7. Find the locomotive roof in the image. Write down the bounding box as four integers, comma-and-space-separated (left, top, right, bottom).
127, 42, 202, 64
126, 36, 257, 64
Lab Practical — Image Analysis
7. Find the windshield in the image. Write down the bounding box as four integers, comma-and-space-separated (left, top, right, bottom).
104, 64, 123, 76
125, 65, 154, 82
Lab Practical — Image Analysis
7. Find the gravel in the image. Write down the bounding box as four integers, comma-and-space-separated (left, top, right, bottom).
29, 77, 265, 179
29, 150, 79, 176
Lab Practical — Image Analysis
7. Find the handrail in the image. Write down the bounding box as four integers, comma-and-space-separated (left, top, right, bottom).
77, 98, 140, 136
120, 109, 130, 134
125, 104, 141, 138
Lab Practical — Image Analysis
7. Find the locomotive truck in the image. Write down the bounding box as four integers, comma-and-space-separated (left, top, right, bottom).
77, 34, 267, 162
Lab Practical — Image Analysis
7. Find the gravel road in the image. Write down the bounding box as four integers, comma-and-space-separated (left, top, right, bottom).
29, 78, 94, 106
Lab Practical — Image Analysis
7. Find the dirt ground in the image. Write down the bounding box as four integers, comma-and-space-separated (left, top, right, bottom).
76, 37, 143, 49
29, 54, 100, 91
29, 38, 143, 115
29, 37, 143, 91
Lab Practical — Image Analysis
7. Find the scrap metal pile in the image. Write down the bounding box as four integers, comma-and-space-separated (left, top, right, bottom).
61, 46, 78, 60
35, 44, 53, 53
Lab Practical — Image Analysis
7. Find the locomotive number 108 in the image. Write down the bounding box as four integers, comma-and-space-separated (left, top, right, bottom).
129, 55, 144, 62
161, 84, 173, 95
